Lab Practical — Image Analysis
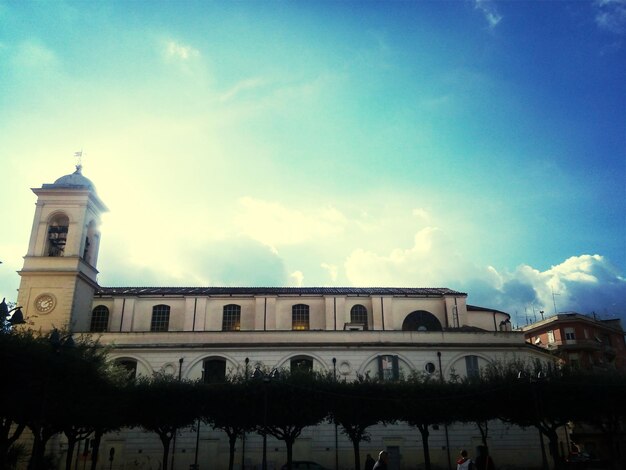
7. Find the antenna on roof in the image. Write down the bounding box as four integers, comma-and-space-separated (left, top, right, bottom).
551, 288, 560, 315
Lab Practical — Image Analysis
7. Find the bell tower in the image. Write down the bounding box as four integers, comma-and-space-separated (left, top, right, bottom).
17, 165, 108, 333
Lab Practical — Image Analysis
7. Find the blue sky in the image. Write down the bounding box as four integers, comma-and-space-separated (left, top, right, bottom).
1, 0, 625, 326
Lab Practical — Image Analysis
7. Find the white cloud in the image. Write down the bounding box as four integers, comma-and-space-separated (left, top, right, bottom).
321, 263, 339, 282
594, 0, 626, 34
345, 226, 470, 287
290, 270, 304, 287
219, 77, 267, 102
412, 208, 431, 221
234, 197, 347, 248
474, 0, 503, 29
13, 40, 58, 69
343, 220, 626, 322
465, 255, 626, 324
164, 40, 200, 61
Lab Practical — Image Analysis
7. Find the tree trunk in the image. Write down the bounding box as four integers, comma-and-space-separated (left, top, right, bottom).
28, 425, 55, 470
159, 433, 172, 470
27, 426, 45, 470
286, 437, 295, 470
0, 421, 25, 470
417, 424, 431, 470
351, 438, 361, 470
228, 432, 237, 470
90, 429, 103, 470
65, 434, 77, 470
545, 427, 562, 470
476, 421, 489, 448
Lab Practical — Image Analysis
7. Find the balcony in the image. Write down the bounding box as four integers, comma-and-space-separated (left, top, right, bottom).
545, 339, 603, 351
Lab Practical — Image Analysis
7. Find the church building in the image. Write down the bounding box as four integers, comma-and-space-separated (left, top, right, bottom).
16, 166, 556, 469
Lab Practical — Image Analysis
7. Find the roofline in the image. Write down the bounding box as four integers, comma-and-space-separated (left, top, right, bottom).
520, 312, 624, 334
95, 286, 468, 297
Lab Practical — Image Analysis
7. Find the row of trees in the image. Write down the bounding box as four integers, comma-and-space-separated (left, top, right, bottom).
2, 329, 625, 470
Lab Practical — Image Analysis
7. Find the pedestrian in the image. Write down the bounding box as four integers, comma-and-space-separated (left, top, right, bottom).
372, 450, 389, 470
475, 445, 495, 470
456, 449, 474, 470
364, 453, 376, 470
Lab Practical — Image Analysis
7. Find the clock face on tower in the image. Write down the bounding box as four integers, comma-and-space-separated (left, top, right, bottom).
34, 293, 56, 314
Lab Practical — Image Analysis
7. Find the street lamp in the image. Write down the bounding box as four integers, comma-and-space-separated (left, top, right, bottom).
241, 357, 250, 470
1, 297, 26, 331
332, 358, 338, 470
252, 366, 279, 470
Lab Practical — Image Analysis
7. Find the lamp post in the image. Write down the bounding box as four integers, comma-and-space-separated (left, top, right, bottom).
518, 370, 549, 470
241, 358, 249, 470
252, 366, 279, 470
332, 358, 338, 470
170, 357, 184, 470
1, 297, 25, 331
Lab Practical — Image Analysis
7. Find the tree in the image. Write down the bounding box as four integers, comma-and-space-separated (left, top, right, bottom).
258, 371, 331, 470
393, 376, 455, 470
201, 379, 258, 470
482, 360, 579, 470
128, 375, 202, 470
327, 378, 391, 470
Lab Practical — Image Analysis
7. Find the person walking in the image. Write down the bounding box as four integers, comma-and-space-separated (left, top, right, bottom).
373, 450, 389, 470
457, 449, 474, 470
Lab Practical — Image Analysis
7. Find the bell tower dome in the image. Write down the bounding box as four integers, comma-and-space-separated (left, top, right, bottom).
17, 165, 108, 333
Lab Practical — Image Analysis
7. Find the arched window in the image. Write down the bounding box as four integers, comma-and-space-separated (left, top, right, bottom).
151, 305, 170, 332
350, 304, 368, 330
292, 304, 309, 330
203, 358, 226, 383
402, 310, 442, 332
47, 213, 69, 257
116, 359, 137, 380
222, 304, 241, 331
90, 306, 109, 332
290, 357, 313, 373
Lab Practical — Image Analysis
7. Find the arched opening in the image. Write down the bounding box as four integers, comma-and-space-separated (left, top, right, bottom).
83, 220, 98, 264
290, 356, 313, 373
402, 310, 442, 331
116, 359, 137, 380
203, 358, 227, 383
47, 213, 69, 257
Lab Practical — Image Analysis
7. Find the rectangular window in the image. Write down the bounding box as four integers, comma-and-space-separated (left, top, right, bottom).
565, 327, 576, 341
547, 330, 555, 343
378, 355, 399, 381
465, 355, 480, 379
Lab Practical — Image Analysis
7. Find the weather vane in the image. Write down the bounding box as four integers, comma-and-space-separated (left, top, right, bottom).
74, 149, 84, 171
